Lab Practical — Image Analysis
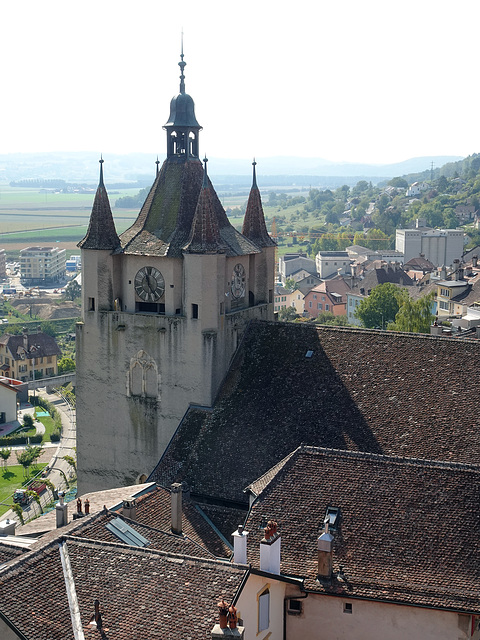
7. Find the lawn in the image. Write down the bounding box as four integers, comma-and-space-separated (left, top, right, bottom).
0, 464, 47, 517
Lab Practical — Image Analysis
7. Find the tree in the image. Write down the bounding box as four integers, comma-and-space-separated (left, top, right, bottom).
354, 283, 403, 329
389, 293, 435, 334
65, 280, 81, 301
284, 278, 297, 292
0, 447, 11, 468
22, 414, 34, 429
58, 356, 75, 374
278, 307, 298, 322
388, 177, 408, 189
41, 321, 56, 337
16, 450, 33, 477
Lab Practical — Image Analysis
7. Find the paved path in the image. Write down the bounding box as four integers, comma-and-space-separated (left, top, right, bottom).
1, 388, 77, 527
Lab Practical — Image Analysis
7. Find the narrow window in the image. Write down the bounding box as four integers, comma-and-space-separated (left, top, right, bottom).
258, 588, 270, 632
192, 303, 199, 319
343, 602, 353, 614
88, 297, 95, 311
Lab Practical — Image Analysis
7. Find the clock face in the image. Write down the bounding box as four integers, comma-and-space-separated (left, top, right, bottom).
134, 266, 165, 302
231, 263, 246, 299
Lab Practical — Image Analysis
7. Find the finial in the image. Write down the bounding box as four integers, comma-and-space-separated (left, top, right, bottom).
99, 155, 104, 187
155, 155, 160, 176
252, 158, 257, 189
179, 31, 186, 94
202, 155, 208, 188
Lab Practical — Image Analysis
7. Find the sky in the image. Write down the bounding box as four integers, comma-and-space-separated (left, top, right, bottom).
1, 0, 479, 165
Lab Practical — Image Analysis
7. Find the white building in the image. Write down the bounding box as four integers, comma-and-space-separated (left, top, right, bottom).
278, 253, 317, 284
395, 228, 465, 267
315, 251, 351, 279
20, 246, 66, 285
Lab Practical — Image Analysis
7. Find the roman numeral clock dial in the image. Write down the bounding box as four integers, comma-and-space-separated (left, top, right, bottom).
134, 267, 165, 302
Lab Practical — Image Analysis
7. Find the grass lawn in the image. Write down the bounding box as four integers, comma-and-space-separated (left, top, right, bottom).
0, 464, 47, 517
37, 414, 57, 440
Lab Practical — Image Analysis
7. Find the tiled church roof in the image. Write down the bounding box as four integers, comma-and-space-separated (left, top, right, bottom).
150, 321, 480, 503
119, 157, 260, 258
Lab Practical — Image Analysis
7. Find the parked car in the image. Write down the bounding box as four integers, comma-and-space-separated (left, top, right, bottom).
13, 489, 30, 505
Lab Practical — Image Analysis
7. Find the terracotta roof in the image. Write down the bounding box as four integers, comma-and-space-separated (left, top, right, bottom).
150, 321, 480, 504
132, 486, 233, 558
0, 332, 61, 361
119, 158, 259, 258
67, 508, 217, 560
78, 160, 120, 251
0, 536, 247, 640
0, 542, 24, 566
243, 446, 480, 613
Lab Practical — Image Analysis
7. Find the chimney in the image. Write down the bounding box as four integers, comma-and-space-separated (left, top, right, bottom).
22, 329, 28, 351
211, 600, 245, 639
171, 483, 182, 535
122, 498, 137, 520
0, 517, 16, 536
458, 264, 464, 280
232, 524, 249, 564
317, 521, 334, 578
56, 491, 68, 528
260, 520, 281, 575
473, 255, 478, 268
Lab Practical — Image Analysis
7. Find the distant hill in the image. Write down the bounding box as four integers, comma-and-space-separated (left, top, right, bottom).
0, 152, 464, 186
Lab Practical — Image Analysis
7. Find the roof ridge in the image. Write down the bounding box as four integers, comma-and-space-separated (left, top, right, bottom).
62, 535, 244, 569
300, 445, 480, 473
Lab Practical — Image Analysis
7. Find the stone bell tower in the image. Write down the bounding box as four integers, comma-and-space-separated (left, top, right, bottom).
76, 49, 275, 494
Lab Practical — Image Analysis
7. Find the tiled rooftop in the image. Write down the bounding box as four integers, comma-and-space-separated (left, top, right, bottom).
151, 321, 480, 504
243, 446, 480, 613
0, 536, 247, 640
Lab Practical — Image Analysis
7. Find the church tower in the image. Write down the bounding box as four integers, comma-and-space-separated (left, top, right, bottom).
76, 50, 275, 493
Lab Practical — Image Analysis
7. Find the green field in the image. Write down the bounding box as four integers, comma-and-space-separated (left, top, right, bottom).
0, 464, 47, 517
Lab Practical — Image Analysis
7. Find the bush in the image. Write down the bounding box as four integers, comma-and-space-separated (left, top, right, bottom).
50, 429, 61, 443
23, 414, 34, 429
0, 433, 42, 446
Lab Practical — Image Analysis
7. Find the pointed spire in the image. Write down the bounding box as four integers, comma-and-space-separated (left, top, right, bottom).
99, 155, 104, 186
242, 159, 276, 248
155, 156, 160, 176
179, 31, 186, 94
78, 157, 120, 250
183, 158, 224, 254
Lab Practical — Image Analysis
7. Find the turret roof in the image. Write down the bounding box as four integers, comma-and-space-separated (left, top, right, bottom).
78, 158, 120, 251
242, 161, 276, 248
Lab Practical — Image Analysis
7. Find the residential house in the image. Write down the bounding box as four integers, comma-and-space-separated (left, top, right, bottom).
455, 204, 477, 223
243, 445, 480, 640
303, 276, 351, 319
405, 181, 428, 197
0, 379, 18, 425
0, 328, 61, 382
274, 285, 290, 313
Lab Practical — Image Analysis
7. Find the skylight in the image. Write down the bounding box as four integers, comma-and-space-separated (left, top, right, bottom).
105, 517, 150, 547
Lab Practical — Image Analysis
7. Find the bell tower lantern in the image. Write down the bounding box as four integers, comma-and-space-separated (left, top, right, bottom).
163, 44, 202, 158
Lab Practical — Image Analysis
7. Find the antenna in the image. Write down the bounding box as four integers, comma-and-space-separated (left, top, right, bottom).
430, 161, 435, 182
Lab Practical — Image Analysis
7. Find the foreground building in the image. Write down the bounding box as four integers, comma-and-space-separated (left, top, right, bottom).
76, 52, 275, 493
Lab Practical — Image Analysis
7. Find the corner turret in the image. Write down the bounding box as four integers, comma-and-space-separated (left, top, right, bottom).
78, 158, 120, 251
242, 160, 276, 248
